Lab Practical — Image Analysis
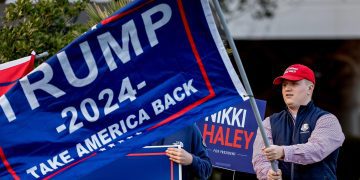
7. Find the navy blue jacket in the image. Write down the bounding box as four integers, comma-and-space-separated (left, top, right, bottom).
152, 124, 212, 180
270, 101, 339, 180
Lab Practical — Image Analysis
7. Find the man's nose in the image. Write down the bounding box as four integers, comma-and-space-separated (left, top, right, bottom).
284, 85, 291, 91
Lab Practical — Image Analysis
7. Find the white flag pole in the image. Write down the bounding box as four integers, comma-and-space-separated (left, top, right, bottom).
35, 52, 49, 59
211, 0, 278, 171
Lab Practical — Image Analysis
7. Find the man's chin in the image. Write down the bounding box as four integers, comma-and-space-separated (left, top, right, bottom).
286, 103, 296, 109
285, 101, 293, 106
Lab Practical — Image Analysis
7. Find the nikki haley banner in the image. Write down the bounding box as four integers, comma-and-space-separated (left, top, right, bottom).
197, 99, 266, 173
0, 0, 249, 179
0, 54, 35, 96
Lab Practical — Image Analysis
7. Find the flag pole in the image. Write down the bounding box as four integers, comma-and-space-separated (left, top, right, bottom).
211, 0, 278, 171
35, 52, 49, 59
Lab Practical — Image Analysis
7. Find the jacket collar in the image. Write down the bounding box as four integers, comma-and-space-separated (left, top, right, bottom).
286, 100, 314, 119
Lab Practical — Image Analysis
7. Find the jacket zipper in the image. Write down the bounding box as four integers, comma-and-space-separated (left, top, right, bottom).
288, 110, 296, 180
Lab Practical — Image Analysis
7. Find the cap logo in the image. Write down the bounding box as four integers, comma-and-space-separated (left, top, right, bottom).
285, 67, 298, 74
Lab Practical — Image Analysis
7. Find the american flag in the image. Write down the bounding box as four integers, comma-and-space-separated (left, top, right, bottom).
0, 54, 35, 96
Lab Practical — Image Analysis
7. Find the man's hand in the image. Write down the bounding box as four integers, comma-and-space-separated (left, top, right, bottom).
262, 145, 284, 161
267, 169, 282, 180
166, 147, 193, 165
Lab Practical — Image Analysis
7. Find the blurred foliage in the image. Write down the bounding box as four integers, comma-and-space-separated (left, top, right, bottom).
85, 0, 131, 29
0, 0, 89, 63
71, 1, 131, 40
220, 0, 277, 19
0, 0, 276, 64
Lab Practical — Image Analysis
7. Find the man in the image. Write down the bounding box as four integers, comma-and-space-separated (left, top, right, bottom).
252, 64, 345, 180
152, 123, 212, 180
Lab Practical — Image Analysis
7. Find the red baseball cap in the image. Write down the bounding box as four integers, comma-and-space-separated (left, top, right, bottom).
273, 64, 315, 85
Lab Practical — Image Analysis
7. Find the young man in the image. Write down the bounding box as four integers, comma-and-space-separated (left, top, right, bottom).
252, 64, 345, 180
152, 123, 212, 180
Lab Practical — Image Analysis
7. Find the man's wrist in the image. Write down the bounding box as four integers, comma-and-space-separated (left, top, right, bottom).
280, 146, 285, 160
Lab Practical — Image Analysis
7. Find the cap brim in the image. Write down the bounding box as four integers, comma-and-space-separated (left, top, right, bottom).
273, 75, 304, 85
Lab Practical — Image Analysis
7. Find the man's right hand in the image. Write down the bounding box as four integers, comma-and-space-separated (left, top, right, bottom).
267, 169, 282, 180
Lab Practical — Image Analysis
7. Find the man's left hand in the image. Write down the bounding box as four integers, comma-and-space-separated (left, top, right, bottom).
263, 145, 284, 161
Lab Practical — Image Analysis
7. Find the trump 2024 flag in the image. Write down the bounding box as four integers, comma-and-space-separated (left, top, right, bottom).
0, 0, 249, 179
0, 54, 35, 96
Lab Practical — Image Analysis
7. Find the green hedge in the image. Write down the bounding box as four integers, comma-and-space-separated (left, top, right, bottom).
0, 0, 88, 63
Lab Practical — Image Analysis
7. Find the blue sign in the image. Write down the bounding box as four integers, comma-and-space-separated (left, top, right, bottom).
0, 0, 249, 179
197, 99, 266, 173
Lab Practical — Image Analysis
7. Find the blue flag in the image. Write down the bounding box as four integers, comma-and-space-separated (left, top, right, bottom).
0, 0, 249, 179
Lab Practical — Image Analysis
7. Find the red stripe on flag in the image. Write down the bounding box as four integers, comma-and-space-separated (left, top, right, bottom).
171, 160, 174, 180
127, 152, 166, 156
0, 54, 35, 96
43, 152, 97, 180
147, 0, 216, 131
0, 147, 20, 180
101, 0, 155, 25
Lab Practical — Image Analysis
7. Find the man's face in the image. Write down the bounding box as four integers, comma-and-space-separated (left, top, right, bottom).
282, 79, 313, 110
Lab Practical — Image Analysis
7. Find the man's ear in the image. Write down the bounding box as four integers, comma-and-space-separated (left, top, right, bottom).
309, 84, 314, 91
